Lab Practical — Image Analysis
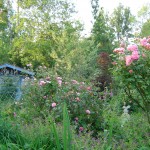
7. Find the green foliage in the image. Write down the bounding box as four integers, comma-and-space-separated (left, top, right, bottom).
102, 92, 150, 150
0, 117, 26, 148
0, 0, 12, 64
9, 0, 82, 71
92, 8, 115, 53
91, 0, 99, 19
0, 102, 73, 149
110, 3, 135, 41
0, 77, 150, 149
1, 1, 150, 149
137, 3, 150, 22
141, 19, 150, 37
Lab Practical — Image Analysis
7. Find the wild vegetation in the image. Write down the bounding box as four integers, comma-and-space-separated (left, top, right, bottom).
0, 0, 150, 149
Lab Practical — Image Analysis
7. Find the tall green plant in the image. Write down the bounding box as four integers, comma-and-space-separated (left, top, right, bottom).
51, 102, 76, 150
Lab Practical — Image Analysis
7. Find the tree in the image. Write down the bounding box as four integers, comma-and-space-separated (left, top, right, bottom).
110, 3, 135, 42
0, 0, 13, 63
91, 0, 99, 19
141, 19, 150, 37
9, 0, 82, 71
138, 3, 150, 23
92, 8, 115, 53
137, 3, 150, 37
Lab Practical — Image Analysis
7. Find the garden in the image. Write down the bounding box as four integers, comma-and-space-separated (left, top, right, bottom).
0, 0, 150, 149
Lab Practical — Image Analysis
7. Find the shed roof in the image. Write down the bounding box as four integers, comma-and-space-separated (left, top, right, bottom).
0, 63, 35, 76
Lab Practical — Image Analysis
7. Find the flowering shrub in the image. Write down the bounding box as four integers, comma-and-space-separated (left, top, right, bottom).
112, 36, 150, 124
21, 67, 103, 136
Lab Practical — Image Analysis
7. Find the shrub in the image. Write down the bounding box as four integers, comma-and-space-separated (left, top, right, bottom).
111, 36, 150, 124
20, 68, 103, 136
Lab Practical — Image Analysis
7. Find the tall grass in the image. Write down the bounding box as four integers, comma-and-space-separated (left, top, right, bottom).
51, 102, 76, 150
0, 102, 77, 150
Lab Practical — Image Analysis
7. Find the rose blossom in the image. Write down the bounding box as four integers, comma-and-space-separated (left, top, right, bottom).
120, 41, 125, 48
75, 117, 79, 121
71, 80, 78, 84
142, 53, 146, 58
140, 37, 147, 46
125, 55, 133, 66
113, 47, 125, 54
131, 51, 139, 60
52, 102, 57, 107
79, 127, 84, 132
129, 70, 133, 74
127, 44, 138, 51
43, 96, 47, 99
57, 80, 62, 87
46, 76, 51, 81
56, 77, 62, 87
39, 80, 46, 86
86, 110, 91, 114
56, 77, 62, 80
86, 86, 92, 91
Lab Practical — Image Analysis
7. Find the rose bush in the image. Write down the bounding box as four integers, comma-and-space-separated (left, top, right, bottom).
19, 67, 104, 136
111, 36, 150, 124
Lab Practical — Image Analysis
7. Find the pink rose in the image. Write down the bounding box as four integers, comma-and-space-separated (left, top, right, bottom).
113, 48, 125, 54
129, 70, 133, 74
39, 80, 46, 86
86, 110, 91, 114
79, 127, 84, 132
142, 53, 146, 58
57, 80, 62, 87
52, 102, 57, 108
120, 41, 125, 48
86, 86, 92, 91
43, 96, 47, 99
71, 80, 78, 84
140, 38, 147, 46
125, 55, 133, 66
56, 77, 62, 80
56, 77, 62, 87
145, 43, 150, 50
131, 51, 139, 60
46, 76, 51, 81
79, 85, 85, 90
127, 44, 138, 51
75, 117, 79, 121
75, 97, 80, 102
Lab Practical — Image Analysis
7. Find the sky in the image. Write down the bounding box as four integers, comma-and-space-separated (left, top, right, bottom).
73, 0, 150, 36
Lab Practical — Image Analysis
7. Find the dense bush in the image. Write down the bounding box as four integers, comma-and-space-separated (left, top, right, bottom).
111, 36, 150, 124
19, 67, 104, 136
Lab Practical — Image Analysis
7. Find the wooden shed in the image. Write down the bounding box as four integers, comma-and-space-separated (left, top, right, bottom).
0, 63, 34, 100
